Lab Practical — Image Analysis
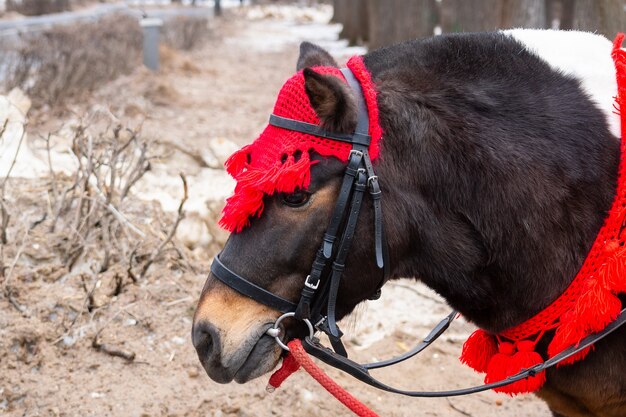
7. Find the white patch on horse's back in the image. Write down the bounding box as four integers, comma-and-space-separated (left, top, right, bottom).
503, 29, 620, 139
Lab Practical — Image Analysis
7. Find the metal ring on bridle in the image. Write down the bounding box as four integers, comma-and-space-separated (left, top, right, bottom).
266, 312, 314, 351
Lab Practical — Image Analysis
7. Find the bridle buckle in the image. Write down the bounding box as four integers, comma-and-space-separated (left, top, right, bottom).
304, 274, 319, 290
349, 149, 364, 158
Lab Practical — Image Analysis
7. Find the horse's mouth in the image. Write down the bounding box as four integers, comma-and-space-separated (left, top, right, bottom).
195, 322, 283, 384
233, 332, 283, 383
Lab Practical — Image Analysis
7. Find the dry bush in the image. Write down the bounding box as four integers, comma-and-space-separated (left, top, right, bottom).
5, 0, 70, 16
1, 114, 191, 281
162, 15, 211, 51
48, 121, 153, 273
45, 118, 193, 280
5, 14, 142, 108
0, 117, 199, 366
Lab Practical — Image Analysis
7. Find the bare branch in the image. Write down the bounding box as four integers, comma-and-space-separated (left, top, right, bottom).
138, 174, 188, 279
2, 222, 29, 313
446, 398, 474, 417
91, 337, 136, 362
0, 124, 26, 195
0, 123, 26, 245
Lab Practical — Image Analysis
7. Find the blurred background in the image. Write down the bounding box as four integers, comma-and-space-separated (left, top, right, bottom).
0, 1, 623, 416
334, 0, 625, 47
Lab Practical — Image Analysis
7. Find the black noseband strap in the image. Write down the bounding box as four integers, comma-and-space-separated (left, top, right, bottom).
211, 255, 297, 314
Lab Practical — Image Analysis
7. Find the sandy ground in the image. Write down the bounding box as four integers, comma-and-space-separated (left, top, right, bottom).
0, 4, 552, 416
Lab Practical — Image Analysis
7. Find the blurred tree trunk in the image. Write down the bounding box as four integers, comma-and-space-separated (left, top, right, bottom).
366, 0, 437, 49
559, 0, 576, 29
214, 0, 222, 17
441, 0, 501, 32
441, 0, 546, 32
332, 0, 350, 24
339, 0, 369, 45
571, 0, 625, 39
499, 0, 547, 28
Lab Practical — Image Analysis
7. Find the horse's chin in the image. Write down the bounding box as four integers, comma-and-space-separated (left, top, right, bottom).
200, 330, 283, 384
233, 334, 283, 383
233, 335, 282, 384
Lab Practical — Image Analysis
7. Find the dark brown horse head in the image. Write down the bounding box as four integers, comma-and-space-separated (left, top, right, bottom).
192, 43, 384, 384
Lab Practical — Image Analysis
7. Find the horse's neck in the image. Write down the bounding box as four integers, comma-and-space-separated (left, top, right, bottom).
367, 32, 620, 332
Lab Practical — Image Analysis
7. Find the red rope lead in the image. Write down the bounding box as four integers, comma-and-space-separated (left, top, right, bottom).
267, 340, 380, 417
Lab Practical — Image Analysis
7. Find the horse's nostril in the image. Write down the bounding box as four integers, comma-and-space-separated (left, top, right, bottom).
192, 321, 219, 362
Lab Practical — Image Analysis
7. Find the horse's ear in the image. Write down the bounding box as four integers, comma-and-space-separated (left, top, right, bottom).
303, 67, 357, 133
297, 42, 338, 70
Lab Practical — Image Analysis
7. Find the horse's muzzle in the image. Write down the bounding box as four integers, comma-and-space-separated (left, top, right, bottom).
192, 277, 284, 383
192, 318, 281, 383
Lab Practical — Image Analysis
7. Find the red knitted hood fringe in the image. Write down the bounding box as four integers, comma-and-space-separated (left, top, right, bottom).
460, 33, 626, 396
219, 56, 382, 232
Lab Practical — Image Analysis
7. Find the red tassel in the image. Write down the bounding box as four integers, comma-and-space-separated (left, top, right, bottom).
219, 187, 265, 232
548, 313, 591, 366
460, 330, 498, 373
485, 341, 546, 395
219, 150, 317, 232
224, 145, 251, 177
275, 151, 314, 193
575, 280, 622, 334
598, 246, 626, 293
484, 342, 515, 390
267, 353, 300, 390
235, 164, 280, 195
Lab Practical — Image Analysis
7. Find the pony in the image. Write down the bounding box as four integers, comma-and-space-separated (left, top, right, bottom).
193, 30, 626, 417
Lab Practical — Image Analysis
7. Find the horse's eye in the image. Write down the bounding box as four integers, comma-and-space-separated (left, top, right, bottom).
282, 191, 311, 208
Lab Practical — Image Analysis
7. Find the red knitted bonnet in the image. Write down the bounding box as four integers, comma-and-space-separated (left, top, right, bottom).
220, 56, 382, 232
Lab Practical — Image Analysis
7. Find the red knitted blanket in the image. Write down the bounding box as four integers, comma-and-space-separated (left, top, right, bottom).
460, 34, 626, 395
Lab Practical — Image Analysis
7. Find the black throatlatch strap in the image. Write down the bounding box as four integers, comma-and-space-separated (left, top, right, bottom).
326, 170, 368, 339
322, 151, 364, 259
340, 68, 387, 272
211, 255, 297, 314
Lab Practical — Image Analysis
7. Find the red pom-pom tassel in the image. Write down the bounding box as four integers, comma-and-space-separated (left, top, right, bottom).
460, 330, 498, 373
485, 340, 546, 395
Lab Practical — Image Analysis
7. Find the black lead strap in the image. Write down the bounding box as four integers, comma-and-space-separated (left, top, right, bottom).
363, 310, 458, 370
302, 308, 626, 397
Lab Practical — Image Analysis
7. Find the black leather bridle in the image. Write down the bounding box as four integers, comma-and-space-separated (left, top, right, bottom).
209, 67, 626, 397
